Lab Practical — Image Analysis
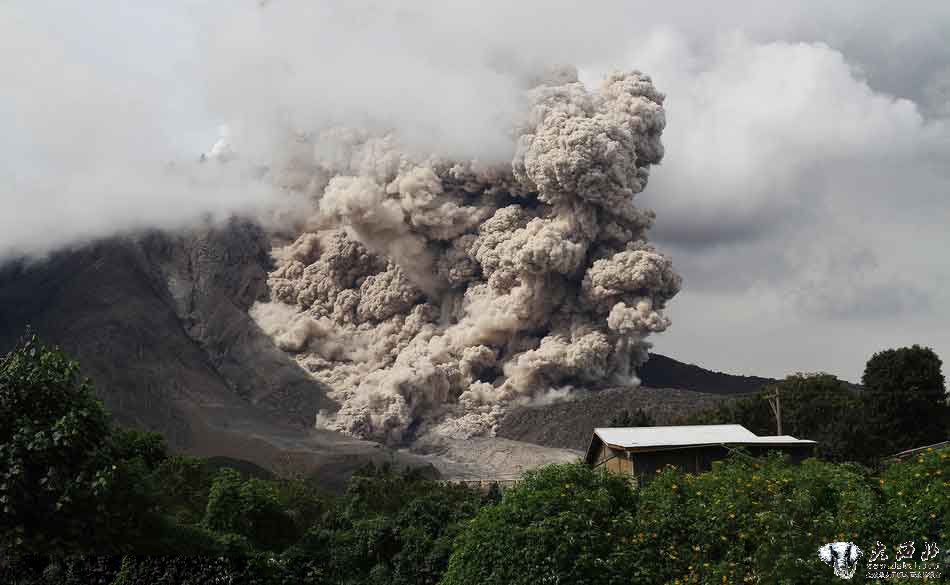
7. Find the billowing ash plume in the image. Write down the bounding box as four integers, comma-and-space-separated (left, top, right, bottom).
250, 68, 681, 443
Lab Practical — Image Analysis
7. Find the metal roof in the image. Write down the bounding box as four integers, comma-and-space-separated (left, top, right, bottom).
594, 424, 757, 449
592, 425, 816, 451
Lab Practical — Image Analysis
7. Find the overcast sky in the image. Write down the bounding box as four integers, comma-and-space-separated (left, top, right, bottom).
3, 0, 949, 382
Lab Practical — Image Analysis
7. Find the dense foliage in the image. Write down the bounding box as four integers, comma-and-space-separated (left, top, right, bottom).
442, 464, 640, 585
446, 455, 948, 585
682, 373, 873, 462
682, 346, 949, 465
0, 336, 159, 553
2, 337, 948, 584
862, 345, 949, 457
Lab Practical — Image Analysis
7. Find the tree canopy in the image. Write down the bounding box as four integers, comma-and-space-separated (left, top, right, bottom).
0, 335, 155, 553
862, 345, 948, 456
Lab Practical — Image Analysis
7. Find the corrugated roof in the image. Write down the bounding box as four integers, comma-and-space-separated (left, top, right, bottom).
592, 425, 817, 450
593, 424, 758, 449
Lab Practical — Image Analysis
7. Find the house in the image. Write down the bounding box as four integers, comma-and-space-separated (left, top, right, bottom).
585, 424, 816, 482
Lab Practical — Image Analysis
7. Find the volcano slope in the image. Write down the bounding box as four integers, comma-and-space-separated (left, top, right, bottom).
0, 220, 454, 490
0, 220, 771, 482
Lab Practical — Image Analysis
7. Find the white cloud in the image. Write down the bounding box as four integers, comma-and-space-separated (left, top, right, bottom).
626, 31, 950, 380
3, 0, 950, 381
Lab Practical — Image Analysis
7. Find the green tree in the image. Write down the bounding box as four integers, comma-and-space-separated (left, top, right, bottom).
111, 427, 168, 470
284, 466, 483, 585
678, 393, 773, 436
0, 336, 149, 553
765, 373, 870, 463
681, 373, 874, 464
152, 455, 214, 526
862, 345, 948, 456
442, 463, 640, 585
203, 468, 297, 551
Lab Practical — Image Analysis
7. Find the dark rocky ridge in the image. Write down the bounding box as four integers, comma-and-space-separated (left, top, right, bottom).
637, 353, 778, 395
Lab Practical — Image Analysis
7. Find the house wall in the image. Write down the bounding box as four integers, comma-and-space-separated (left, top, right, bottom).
633, 446, 729, 480
629, 445, 815, 483
593, 444, 633, 475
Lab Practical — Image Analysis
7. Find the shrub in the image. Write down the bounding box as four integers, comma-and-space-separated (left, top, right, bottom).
632, 453, 878, 583
442, 463, 640, 585
203, 468, 297, 551
876, 446, 949, 552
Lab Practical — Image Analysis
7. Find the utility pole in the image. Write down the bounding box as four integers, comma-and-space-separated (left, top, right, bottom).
766, 386, 783, 435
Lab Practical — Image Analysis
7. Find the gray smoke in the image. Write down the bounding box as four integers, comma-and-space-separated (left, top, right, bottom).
250, 69, 681, 443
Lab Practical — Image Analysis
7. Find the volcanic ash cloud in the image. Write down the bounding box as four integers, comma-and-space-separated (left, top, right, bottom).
251, 69, 681, 443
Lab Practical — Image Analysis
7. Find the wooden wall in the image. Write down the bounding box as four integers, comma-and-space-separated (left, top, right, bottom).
592, 444, 634, 475
597, 444, 816, 484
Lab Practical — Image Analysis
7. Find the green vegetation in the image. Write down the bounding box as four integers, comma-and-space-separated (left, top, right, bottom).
0, 335, 157, 553
2, 336, 948, 584
680, 346, 948, 465
862, 345, 949, 457
443, 464, 641, 585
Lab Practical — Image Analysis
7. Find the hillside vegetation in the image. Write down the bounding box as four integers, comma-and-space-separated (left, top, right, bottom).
2, 337, 947, 584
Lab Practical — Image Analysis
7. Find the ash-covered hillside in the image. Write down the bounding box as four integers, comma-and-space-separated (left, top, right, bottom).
0, 221, 774, 470
0, 222, 438, 490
